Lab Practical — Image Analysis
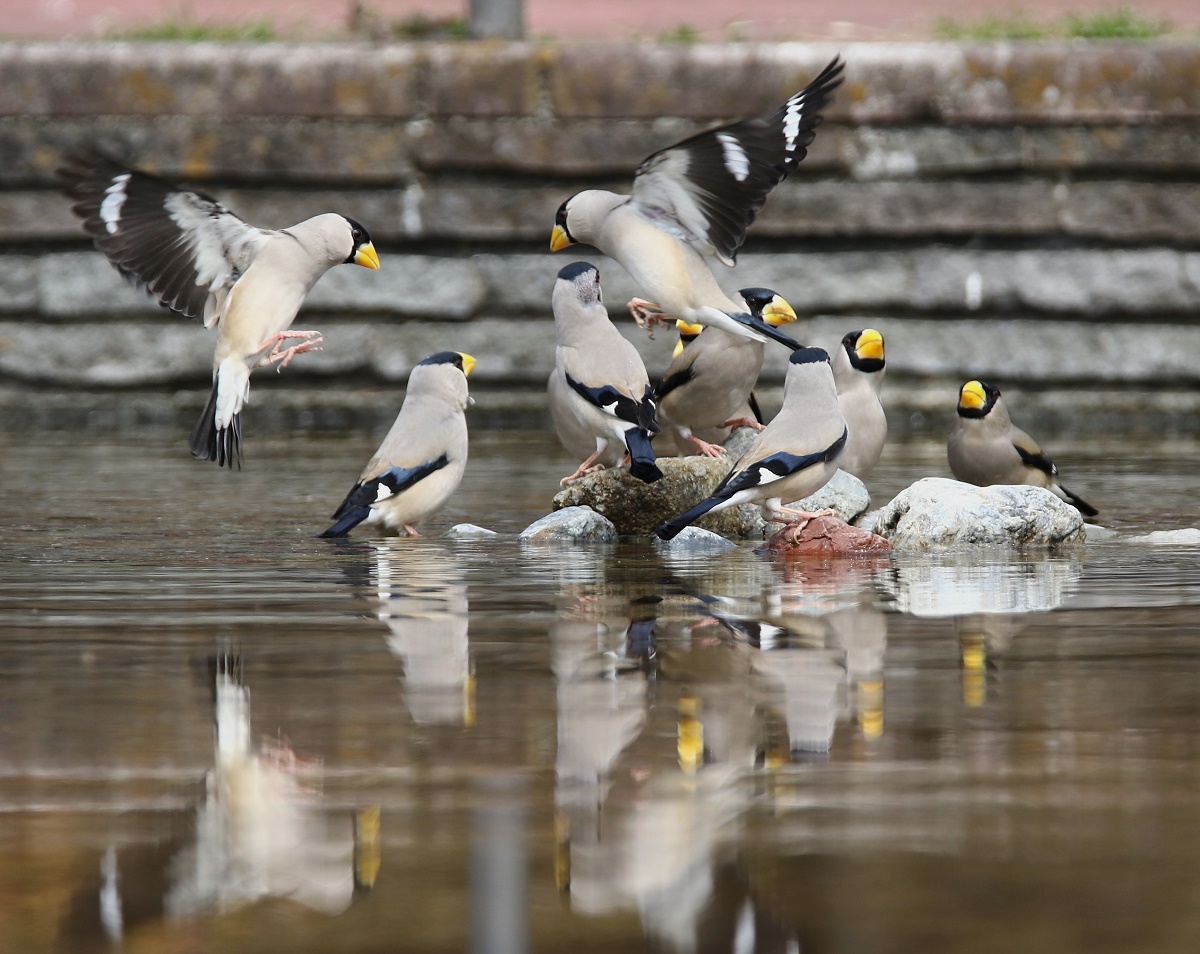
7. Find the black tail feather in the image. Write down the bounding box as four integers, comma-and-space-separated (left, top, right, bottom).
1059, 483, 1099, 518
320, 507, 372, 539
624, 428, 663, 483
655, 495, 724, 541
189, 380, 242, 470
731, 313, 802, 351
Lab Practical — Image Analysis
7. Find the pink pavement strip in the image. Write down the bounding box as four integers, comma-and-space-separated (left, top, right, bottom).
5, 0, 1199, 39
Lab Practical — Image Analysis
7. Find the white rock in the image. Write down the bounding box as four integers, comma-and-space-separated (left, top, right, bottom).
653, 526, 738, 553
1124, 528, 1200, 546
519, 507, 617, 544
445, 523, 500, 538
862, 477, 1084, 551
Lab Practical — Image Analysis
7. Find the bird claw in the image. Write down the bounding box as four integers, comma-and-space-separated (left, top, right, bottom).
560, 463, 605, 486
688, 436, 728, 458
628, 298, 671, 338
722, 417, 766, 432
261, 339, 324, 372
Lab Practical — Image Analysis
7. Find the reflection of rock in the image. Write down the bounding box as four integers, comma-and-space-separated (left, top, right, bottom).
882, 551, 1083, 617
370, 543, 472, 725
520, 506, 618, 543
553, 461, 870, 538
164, 662, 369, 920
861, 477, 1085, 550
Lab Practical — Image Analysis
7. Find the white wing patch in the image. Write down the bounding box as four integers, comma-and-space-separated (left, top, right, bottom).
716, 133, 750, 182
374, 483, 395, 503
99, 174, 131, 235
753, 465, 786, 485
783, 93, 808, 156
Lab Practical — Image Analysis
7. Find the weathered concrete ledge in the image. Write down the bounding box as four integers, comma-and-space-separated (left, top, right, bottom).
1, 39, 1197, 431
2, 41, 1199, 123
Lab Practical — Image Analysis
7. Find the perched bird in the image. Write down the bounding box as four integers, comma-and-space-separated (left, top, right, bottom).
948, 380, 1099, 517
655, 347, 847, 541
59, 152, 380, 469
656, 287, 798, 458
321, 351, 474, 538
550, 261, 663, 485
831, 328, 887, 479
550, 57, 843, 350
547, 366, 626, 473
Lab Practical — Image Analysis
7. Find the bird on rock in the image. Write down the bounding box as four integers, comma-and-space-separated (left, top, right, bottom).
948, 380, 1099, 517
320, 351, 474, 538
550, 261, 663, 485
832, 328, 887, 479
656, 287, 798, 458
60, 152, 380, 469
550, 57, 843, 351
655, 347, 848, 541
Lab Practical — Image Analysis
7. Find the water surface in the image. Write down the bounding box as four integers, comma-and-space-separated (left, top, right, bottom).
1, 430, 1197, 953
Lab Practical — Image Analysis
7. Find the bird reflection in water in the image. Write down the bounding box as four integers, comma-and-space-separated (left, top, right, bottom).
366, 540, 474, 726
62, 657, 377, 950
553, 548, 892, 951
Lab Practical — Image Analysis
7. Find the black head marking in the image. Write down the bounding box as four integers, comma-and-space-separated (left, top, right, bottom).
737, 287, 779, 317
418, 351, 464, 371
342, 215, 372, 263
842, 329, 885, 373
555, 196, 576, 244
789, 346, 830, 366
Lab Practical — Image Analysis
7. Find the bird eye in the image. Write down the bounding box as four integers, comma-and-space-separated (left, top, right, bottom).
352, 228, 362, 239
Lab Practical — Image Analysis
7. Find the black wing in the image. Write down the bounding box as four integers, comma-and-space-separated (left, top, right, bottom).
714, 428, 848, 498
321, 454, 450, 538
630, 57, 844, 266
59, 151, 265, 324
1013, 443, 1058, 478
565, 374, 660, 434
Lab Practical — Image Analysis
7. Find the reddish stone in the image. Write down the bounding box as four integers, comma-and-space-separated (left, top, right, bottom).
766, 514, 891, 554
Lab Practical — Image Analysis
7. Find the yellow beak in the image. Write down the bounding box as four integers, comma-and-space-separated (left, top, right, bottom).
550, 225, 573, 252
960, 380, 986, 410
459, 353, 477, 377
673, 320, 703, 357
856, 328, 884, 361
353, 243, 380, 270
762, 295, 798, 328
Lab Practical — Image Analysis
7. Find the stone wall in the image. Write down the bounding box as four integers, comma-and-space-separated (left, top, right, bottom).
1, 40, 1198, 434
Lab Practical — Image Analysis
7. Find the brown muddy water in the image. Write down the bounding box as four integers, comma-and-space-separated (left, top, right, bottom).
0, 428, 1198, 953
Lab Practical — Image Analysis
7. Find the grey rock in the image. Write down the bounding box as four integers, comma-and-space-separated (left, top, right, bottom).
553, 457, 866, 539
653, 526, 738, 554
445, 523, 500, 539
862, 477, 1085, 551
1124, 528, 1200, 546
795, 469, 872, 524
553, 457, 757, 538
306, 255, 485, 319
519, 507, 617, 544
720, 426, 759, 460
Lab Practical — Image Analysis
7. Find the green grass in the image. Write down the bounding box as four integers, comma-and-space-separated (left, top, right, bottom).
1063, 7, 1170, 38
658, 23, 700, 43
388, 14, 469, 40
109, 17, 280, 41
936, 6, 1173, 40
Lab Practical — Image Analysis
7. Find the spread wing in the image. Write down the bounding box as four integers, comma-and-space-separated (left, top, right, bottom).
630, 57, 843, 266
59, 151, 268, 327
